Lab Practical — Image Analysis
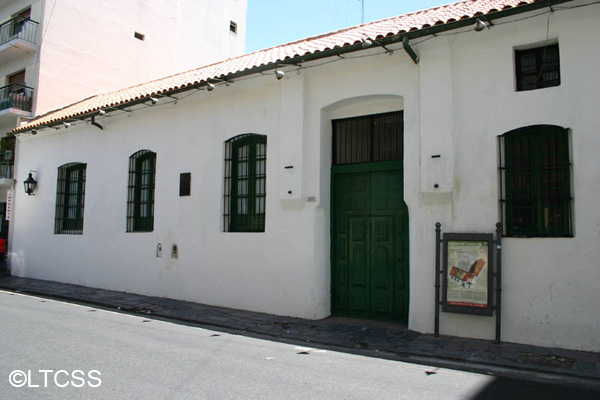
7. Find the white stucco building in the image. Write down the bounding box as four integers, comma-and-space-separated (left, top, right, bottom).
8, 0, 600, 353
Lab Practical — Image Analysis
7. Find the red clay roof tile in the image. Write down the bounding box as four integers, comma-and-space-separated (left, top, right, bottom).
15, 0, 547, 132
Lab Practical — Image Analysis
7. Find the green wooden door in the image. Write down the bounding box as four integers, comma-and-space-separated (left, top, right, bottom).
332, 164, 409, 323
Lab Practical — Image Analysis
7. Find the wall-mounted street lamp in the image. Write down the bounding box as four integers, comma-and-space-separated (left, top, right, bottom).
24, 172, 37, 196
473, 18, 491, 32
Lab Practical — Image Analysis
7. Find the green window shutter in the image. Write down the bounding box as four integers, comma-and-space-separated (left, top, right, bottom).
224, 134, 266, 232
127, 150, 156, 232
505, 131, 536, 235
504, 126, 571, 237
55, 163, 86, 234
538, 129, 571, 235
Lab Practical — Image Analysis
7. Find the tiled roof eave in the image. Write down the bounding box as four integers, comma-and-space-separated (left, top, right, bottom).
12, 0, 574, 134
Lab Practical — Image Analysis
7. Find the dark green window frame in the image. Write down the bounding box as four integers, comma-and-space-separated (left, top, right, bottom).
515, 43, 560, 91
55, 162, 86, 234
224, 134, 266, 232
332, 111, 404, 165
127, 150, 156, 232
500, 125, 572, 237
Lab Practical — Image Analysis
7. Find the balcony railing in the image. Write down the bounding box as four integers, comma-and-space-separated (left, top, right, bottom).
0, 151, 13, 179
0, 16, 38, 46
0, 83, 33, 112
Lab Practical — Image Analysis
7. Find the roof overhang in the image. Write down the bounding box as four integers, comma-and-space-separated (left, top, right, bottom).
11, 0, 576, 135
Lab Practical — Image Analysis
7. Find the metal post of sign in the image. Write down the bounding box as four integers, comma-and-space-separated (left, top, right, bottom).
494, 222, 503, 343
434, 222, 442, 337
434, 222, 503, 341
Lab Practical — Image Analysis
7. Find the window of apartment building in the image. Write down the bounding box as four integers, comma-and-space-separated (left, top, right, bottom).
223, 134, 266, 232
7, 70, 26, 95
12, 7, 31, 35
127, 150, 156, 232
229, 21, 237, 34
14, 7, 31, 20
5, 70, 32, 111
55, 163, 87, 234
7, 70, 25, 86
515, 43, 560, 91
500, 125, 572, 237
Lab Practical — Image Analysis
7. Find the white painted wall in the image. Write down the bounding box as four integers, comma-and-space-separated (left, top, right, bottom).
11, 0, 600, 352
13, 74, 331, 319
34, 0, 247, 115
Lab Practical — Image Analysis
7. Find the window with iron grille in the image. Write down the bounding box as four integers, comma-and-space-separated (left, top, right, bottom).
515, 43, 560, 91
127, 150, 156, 232
332, 111, 403, 165
55, 162, 86, 234
499, 125, 572, 237
223, 134, 266, 232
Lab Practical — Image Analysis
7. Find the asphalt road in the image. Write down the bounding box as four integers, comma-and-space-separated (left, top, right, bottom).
1, 290, 598, 399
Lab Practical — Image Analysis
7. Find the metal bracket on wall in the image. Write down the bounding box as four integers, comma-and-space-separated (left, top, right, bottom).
90, 116, 103, 130
402, 37, 419, 64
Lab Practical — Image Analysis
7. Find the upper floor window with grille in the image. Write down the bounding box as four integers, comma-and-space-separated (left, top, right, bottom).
515, 43, 560, 91
500, 125, 572, 237
127, 150, 156, 232
224, 134, 266, 232
332, 111, 403, 165
55, 162, 86, 234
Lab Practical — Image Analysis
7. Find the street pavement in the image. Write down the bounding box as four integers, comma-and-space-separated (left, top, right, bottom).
2, 291, 599, 400
0, 273, 599, 392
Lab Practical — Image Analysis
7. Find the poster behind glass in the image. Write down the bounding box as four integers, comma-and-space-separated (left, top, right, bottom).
442, 233, 493, 316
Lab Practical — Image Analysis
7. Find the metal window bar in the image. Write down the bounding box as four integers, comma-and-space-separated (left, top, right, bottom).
223, 134, 267, 232
516, 44, 560, 91
0, 84, 34, 112
54, 163, 86, 234
499, 127, 572, 237
332, 111, 403, 165
127, 150, 156, 232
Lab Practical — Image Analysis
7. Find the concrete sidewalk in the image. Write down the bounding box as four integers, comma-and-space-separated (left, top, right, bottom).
1, 273, 599, 389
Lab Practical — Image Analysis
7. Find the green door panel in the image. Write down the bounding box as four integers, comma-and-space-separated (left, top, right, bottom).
349, 216, 368, 316
332, 169, 409, 323
370, 216, 394, 319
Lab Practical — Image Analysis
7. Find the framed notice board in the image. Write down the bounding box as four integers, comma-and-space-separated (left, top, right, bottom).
442, 233, 494, 316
